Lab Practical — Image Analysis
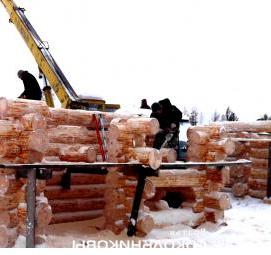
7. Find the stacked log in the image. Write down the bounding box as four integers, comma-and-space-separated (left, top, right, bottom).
214, 121, 271, 200
247, 140, 270, 199
187, 125, 233, 223
104, 117, 162, 235
104, 171, 155, 235
0, 98, 51, 247
44, 108, 117, 224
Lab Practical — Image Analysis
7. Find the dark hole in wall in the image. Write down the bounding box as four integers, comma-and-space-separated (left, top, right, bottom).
162, 191, 185, 208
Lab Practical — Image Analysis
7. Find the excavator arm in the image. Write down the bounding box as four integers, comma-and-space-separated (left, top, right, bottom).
0, 0, 119, 111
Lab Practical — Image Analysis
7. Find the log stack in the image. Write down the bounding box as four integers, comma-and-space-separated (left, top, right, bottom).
214, 121, 271, 200
186, 125, 233, 223
44, 107, 119, 224
104, 117, 161, 235
0, 98, 51, 247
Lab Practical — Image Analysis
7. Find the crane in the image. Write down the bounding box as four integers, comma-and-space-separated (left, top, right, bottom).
0, 0, 120, 111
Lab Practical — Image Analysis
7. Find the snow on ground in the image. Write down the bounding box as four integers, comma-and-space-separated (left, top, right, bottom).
14, 194, 271, 248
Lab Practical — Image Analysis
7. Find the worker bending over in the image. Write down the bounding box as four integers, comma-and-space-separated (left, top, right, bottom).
151, 98, 182, 149
17, 70, 42, 100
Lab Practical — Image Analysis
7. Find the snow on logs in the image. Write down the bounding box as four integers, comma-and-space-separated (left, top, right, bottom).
213, 120, 271, 133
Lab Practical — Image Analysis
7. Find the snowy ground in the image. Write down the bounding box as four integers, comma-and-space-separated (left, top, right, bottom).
14, 194, 271, 248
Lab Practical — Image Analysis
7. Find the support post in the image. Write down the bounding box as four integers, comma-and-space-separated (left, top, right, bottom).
127, 171, 147, 237
26, 168, 36, 248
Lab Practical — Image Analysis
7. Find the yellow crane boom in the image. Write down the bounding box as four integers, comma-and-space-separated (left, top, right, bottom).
0, 0, 120, 111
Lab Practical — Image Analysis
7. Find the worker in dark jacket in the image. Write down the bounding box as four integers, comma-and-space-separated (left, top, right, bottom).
153, 98, 183, 149
159, 98, 182, 130
17, 70, 42, 100
140, 99, 151, 109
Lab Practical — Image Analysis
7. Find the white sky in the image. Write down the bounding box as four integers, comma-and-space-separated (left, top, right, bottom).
1, 0, 271, 122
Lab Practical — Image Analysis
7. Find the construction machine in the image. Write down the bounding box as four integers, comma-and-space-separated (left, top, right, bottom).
0, 0, 120, 111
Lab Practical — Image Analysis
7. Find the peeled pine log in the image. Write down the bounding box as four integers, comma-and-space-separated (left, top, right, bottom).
187, 126, 226, 140
230, 141, 249, 157
187, 130, 209, 145
47, 143, 99, 157
0, 98, 49, 119
214, 120, 271, 133
48, 126, 99, 144
188, 140, 232, 162
221, 166, 231, 186
105, 223, 125, 235
104, 188, 126, 204
182, 199, 204, 213
0, 225, 8, 248
230, 165, 250, 178
206, 151, 227, 162
250, 168, 268, 179
248, 178, 267, 191
47, 108, 93, 127
0, 211, 10, 227
47, 172, 105, 186
45, 184, 106, 200
17, 199, 52, 235
43, 156, 60, 162
149, 169, 206, 188
136, 214, 155, 236
206, 168, 228, 184
103, 206, 126, 222
50, 210, 103, 224
0, 195, 17, 211
8, 209, 18, 228
105, 171, 136, 188
248, 189, 266, 199
18, 150, 44, 164
0, 133, 47, 160
3, 176, 22, 195
49, 198, 105, 213
0, 120, 22, 138
16, 181, 46, 203
19, 130, 49, 153
203, 192, 231, 210
59, 145, 96, 163
111, 117, 160, 136
204, 208, 224, 223
128, 147, 162, 169
160, 148, 177, 163
0, 175, 9, 195
36, 200, 53, 228
251, 158, 268, 169
232, 183, 248, 197
249, 148, 269, 159
20, 113, 47, 131
208, 139, 235, 155
248, 140, 270, 149
263, 197, 271, 205
122, 180, 156, 200
187, 144, 207, 159
7, 227, 18, 248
